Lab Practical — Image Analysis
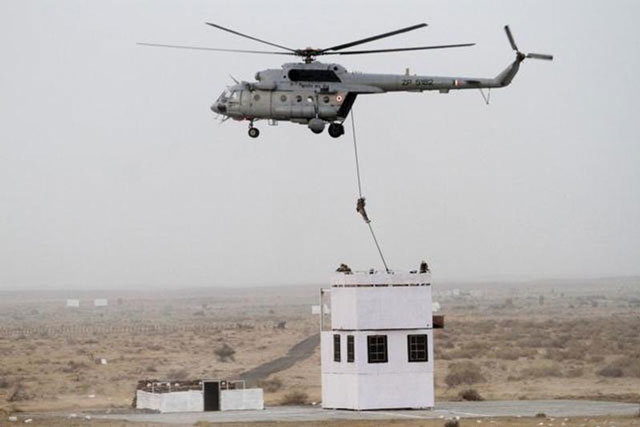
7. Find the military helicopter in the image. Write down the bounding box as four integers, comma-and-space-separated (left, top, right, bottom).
139, 23, 552, 138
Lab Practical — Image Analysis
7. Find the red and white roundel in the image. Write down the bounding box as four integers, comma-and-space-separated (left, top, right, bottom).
336, 94, 344, 103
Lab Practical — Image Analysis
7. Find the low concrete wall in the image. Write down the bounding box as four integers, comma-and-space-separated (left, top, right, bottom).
220, 389, 264, 411
137, 390, 203, 413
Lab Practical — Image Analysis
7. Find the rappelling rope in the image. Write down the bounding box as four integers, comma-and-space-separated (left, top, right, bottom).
351, 110, 363, 198
350, 110, 390, 273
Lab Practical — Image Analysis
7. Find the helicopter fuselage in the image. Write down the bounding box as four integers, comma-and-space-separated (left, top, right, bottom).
210, 58, 522, 137
139, 22, 550, 138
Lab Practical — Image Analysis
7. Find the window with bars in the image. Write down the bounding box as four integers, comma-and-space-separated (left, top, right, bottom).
407, 334, 428, 362
367, 335, 388, 363
333, 334, 341, 362
347, 335, 354, 363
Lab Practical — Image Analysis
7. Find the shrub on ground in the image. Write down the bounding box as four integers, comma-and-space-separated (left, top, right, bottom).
445, 362, 485, 387
597, 357, 640, 378
257, 377, 283, 393
597, 366, 624, 378
214, 343, 236, 362
458, 389, 484, 401
7, 383, 31, 402
281, 390, 308, 405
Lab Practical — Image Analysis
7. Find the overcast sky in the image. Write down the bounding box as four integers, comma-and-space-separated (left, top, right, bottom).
1, 0, 639, 289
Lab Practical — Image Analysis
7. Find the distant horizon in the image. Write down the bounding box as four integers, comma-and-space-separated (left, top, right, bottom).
1, 273, 637, 294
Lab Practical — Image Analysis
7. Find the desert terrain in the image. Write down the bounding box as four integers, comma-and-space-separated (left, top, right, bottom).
1, 277, 639, 421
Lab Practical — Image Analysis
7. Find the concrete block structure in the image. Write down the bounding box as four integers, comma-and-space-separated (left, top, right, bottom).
136, 380, 263, 413
320, 271, 434, 410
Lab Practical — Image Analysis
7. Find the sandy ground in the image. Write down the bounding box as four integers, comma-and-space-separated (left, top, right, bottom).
1, 277, 639, 416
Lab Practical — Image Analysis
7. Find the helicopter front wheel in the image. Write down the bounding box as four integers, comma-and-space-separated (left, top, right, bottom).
328, 123, 345, 138
248, 127, 260, 138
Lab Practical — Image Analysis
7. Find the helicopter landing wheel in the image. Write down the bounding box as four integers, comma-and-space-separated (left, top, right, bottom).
248, 127, 260, 138
328, 122, 345, 138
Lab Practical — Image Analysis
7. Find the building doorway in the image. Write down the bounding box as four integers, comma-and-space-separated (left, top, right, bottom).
203, 381, 220, 411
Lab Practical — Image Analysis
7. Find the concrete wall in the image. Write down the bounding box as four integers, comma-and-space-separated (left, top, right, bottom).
331, 286, 432, 330
137, 388, 263, 413
322, 330, 434, 375
322, 372, 434, 410
221, 389, 264, 411
136, 390, 203, 413
321, 330, 434, 410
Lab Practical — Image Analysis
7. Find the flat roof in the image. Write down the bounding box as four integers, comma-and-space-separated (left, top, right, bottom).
331, 271, 431, 287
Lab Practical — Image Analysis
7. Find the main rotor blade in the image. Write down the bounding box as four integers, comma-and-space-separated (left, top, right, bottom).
527, 53, 554, 61
326, 43, 475, 56
321, 23, 427, 53
137, 42, 295, 55
205, 22, 296, 53
504, 25, 519, 52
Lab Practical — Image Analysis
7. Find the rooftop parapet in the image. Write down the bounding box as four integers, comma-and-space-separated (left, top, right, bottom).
326, 271, 433, 331
331, 270, 431, 287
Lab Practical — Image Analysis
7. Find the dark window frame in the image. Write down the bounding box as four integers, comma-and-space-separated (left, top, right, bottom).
333, 334, 341, 362
367, 335, 388, 363
347, 335, 354, 363
407, 334, 428, 362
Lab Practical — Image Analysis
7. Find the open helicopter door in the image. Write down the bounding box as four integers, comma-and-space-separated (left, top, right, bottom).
337, 93, 357, 120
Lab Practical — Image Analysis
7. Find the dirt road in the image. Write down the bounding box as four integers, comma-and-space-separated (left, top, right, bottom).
239, 333, 320, 384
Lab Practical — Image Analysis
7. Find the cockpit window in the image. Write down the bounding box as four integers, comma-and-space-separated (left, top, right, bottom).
218, 89, 240, 103
217, 90, 230, 103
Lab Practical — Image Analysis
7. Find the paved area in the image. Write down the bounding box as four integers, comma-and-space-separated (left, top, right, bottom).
238, 333, 319, 384
92, 400, 640, 424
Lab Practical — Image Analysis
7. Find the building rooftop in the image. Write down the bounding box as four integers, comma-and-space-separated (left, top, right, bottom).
331, 270, 431, 287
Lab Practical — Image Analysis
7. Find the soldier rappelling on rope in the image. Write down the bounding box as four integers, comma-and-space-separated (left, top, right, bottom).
356, 197, 371, 224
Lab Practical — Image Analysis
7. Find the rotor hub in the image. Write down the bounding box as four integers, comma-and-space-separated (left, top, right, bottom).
295, 48, 323, 63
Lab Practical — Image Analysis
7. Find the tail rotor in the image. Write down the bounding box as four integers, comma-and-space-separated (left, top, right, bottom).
504, 25, 553, 61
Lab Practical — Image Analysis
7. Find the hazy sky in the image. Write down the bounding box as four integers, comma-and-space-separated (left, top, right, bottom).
1, 1, 639, 289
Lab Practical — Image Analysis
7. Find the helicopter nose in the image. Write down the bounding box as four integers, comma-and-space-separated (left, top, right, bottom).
210, 103, 226, 114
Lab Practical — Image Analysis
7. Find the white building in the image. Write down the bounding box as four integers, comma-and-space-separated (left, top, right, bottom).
136, 380, 263, 413
320, 271, 434, 410
66, 299, 80, 308
93, 298, 108, 307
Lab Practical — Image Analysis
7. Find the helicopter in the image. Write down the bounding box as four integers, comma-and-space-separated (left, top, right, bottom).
139, 23, 552, 138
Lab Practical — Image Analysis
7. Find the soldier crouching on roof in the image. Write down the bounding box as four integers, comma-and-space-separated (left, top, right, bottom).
420, 260, 430, 274
336, 263, 352, 274
356, 197, 371, 224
